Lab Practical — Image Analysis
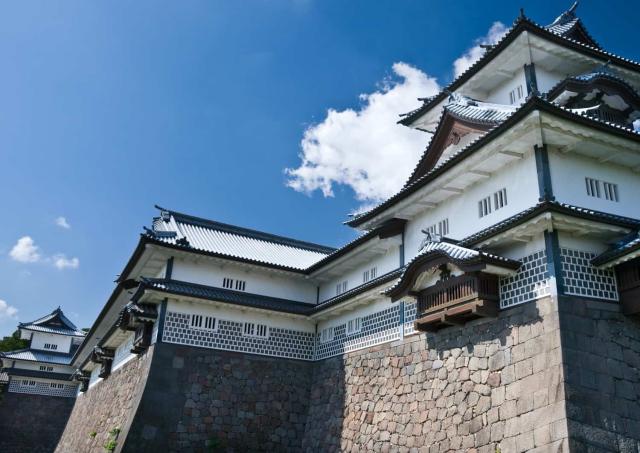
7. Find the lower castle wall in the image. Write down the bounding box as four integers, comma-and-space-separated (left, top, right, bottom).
54, 295, 640, 452
303, 296, 570, 453
558, 296, 640, 452
0, 391, 75, 453
123, 342, 312, 452
54, 345, 154, 453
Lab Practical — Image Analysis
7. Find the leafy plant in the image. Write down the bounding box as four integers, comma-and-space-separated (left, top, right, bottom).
89, 431, 97, 438
103, 426, 121, 452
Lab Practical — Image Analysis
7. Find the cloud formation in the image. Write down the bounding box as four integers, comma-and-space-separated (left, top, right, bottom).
52, 254, 80, 270
0, 299, 18, 320
285, 62, 439, 202
8, 236, 79, 270
453, 22, 507, 78
9, 236, 41, 263
55, 216, 71, 229
285, 23, 510, 205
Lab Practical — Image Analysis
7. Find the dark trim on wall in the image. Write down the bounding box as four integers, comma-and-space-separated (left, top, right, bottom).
400, 230, 405, 268
524, 63, 538, 94
156, 298, 168, 344
534, 144, 554, 201
544, 230, 565, 295
165, 257, 174, 279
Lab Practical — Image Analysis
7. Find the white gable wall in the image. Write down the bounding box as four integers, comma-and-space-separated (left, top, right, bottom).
485, 69, 527, 105
318, 245, 400, 303
170, 259, 317, 303
549, 149, 640, 219
404, 152, 539, 262
30, 332, 72, 354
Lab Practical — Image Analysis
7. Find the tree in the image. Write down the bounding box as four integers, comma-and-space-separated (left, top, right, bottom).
0, 330, 28, 352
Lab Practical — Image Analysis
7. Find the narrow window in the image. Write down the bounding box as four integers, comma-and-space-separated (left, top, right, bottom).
243, 322, 268, 338
363, 267, 378, 283
517, 85, 523, 99
320, 327, 335, 343
336, 280, 348, 295
222, 278, 234, 289
40, 365, 46, 371
438, 219, 449, 236
235, 280, 246, 291
603, 182, 619, 202
50, 382, 57, 388
255, 324, 268, 338
48, 366, 53, 371
190, 314, 203, 328
346, 317, 362, 335
493, 188, 507, 210
204, 316, 217, 330
478, 196, 492, 218
244, 322, 255, 336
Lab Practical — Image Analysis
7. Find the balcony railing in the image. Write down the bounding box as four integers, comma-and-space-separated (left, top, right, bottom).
415, 272, 499, 331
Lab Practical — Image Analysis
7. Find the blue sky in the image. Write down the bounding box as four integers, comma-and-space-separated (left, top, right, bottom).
1, 0, 638, 335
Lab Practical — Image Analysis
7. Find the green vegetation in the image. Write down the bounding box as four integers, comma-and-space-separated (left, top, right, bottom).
103, 427, 121, 452
0, 330, 28, 352
89, 431, 97, 438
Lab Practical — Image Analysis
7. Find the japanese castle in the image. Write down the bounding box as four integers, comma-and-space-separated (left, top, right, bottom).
42, 3, 640, 452
0, 307, 84, 397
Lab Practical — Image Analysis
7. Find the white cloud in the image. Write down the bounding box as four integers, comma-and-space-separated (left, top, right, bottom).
52, 254, 80, 270
0, 299, 18, 320
285, 62, 439, 202
8, 236, 79, 270
9, 236, 41, 263
55, 216, 71, 229
453, 22, 508, 78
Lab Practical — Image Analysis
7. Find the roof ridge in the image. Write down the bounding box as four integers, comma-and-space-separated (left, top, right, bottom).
153, 205, 336, 254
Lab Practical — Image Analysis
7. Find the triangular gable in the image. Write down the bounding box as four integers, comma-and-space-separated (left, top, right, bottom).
405, 113, 490, 186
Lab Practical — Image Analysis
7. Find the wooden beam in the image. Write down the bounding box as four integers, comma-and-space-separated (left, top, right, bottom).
441, 187, 464, 194
469, 170, 491, 178
499, 150, 523, 158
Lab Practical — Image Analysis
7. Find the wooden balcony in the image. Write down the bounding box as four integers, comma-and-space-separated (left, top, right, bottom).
414, 272, 500, 332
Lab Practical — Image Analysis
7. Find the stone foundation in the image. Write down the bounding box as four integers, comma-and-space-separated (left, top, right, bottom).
303, 296, 569, 453
54, 345, 154, 453
559, 296, 640, 452
0, 391, 75, 453
54, 295, 640, 452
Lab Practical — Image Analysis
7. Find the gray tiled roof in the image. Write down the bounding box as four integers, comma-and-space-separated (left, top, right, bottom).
384, 241, 520, 295
349, 97, 640, 228
19, 308, 85, 337
592, 232, 640, 267
459, 201, 640, 247
446, 99, 515, 125
4, 367, 73, 381
139, 278, 315, 315
148, 208, 334, 271
0, 348, 75, 365
398, 7, 639, 127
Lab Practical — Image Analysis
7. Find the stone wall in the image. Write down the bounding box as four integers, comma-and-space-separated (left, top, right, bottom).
0, 391, 75, 453
303, 296, 570, 453
54, 346, 154, 453
558, 296, 640, 452
122, 342, 312, 452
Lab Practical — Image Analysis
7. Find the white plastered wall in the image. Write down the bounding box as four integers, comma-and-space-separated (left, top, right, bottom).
548, 149, 640, 219
30, 332, 72, 353
170, 259, 317, 303
166, 298, 316, 333
404, 152, 539, 262
318, 245, 400, 303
